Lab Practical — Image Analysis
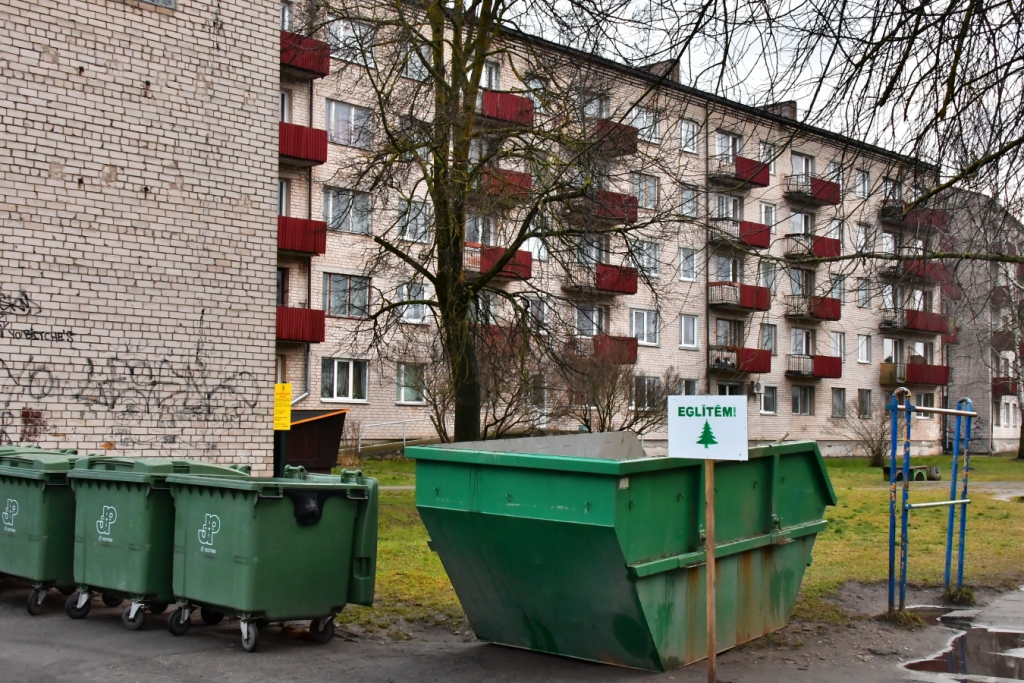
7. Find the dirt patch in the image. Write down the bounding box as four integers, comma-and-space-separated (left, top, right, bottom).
826, 581, 1001, 617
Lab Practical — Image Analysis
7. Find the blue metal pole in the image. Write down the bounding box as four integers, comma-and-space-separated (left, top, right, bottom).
956, 399, 974, 591
899, 391, 913, 611
944, 409, 962, 591
887, 393, 900, 613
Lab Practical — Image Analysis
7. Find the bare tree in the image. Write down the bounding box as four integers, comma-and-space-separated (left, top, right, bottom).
832, 398, 905, 468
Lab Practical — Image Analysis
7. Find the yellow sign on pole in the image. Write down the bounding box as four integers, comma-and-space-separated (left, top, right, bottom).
274, 383, 292, 431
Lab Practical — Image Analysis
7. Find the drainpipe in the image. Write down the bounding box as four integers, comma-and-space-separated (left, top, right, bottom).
291, 342, 311, 405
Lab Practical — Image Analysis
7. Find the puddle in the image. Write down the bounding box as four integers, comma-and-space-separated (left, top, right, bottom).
905, 627, 1024, 679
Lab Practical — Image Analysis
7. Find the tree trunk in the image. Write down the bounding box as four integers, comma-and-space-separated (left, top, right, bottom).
446, 315, 481, 442
1017, 416, 1024, 459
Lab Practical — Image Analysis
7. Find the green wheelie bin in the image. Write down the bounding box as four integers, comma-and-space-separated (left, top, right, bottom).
0, 446, 88, 614
65, 457, 250, 629
407, 433, 837, 672
164, 466, 379, 651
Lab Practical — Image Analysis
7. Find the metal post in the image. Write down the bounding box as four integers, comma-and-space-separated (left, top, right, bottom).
899, 388, 913, 612
887, 393, 900, 613
944, 410, 962, 591
956, 399, 974, 591
704, 459, 717, 683
357, 424, 362, 456
403, 421, 407, 449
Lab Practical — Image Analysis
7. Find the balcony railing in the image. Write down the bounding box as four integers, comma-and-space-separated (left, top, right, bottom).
708, 219, 771, 249
465, 245, 533, 280
280, 31, 331, 79
481, 168, 532, 201
707, 155, 770, 188
707, 282, 771, 311
782, 233, 842, 260
879, 362, 951, 386
277, 216, 327, 254
904, 259, 951, 284
783, 295, 841, 321
709, 347, 772, 374
277, 307, 325, 343
569, 335, 638, 364
942, 326, 959, 345
879, 308, 951, 335
591, 119, 639, 157
562, 262, 639, 294
478, 90, 534, 127
879, 200, 950, 230
595, 189, 639, 224
279, 122, 328, 166
993, 377, 1018, 396
786, 354, 842, 379
783, 174, 842, 205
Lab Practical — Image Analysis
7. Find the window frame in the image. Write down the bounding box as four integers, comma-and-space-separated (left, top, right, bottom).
631, 106, 660, 144
325, 99, 373, 150
858, 389, 873, 418
761, 385, 778, 414
397, 282, 429, 324
323, 272, 370, 319
630, 308, 660, 346
324, 186, 371, 234
395, 363, 426, 404
857, 334, 872, 363
832, 388, 847, 418
792, 385, 815, 415
680, 314, 699, 349
680, 119, 699, 153
321, 357, 369, 402
678, 247, 697, 281
631, 172, 659, 209
327, 18, 377, 67
398, 198, 432, 243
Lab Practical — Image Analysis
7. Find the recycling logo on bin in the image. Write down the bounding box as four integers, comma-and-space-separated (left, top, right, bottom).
667, 395, 748, 461
3, 499, 18, 532
96, 505, 117, 541
198, 513, 221, 554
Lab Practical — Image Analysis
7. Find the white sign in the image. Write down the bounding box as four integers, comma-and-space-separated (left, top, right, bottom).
667, 395, 748, 461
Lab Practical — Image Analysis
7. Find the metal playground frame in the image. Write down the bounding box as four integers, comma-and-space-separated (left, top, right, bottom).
887, 388, 976, 613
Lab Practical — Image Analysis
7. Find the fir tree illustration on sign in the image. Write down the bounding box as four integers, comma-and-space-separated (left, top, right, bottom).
697, 420, 717, 448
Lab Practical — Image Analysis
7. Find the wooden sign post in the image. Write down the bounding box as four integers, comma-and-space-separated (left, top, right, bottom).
667, 395, 748, 683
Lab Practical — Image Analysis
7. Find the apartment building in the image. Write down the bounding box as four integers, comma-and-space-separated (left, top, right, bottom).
274, 11, 956, 455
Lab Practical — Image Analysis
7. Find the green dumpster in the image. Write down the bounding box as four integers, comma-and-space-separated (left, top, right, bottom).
65, 457, 251, 629
407, 433, 837, 672
164, 465, 379, 651
0, 447, 87, 614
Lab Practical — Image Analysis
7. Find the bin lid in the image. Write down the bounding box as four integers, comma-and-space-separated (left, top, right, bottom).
165, 466, 369, 494
68, 457, 250, 484
0, 447, 85, 480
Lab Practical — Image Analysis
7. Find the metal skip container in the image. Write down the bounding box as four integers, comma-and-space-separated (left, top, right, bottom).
65, 457, 250, 628
407, 433, 837, 672
164, 466, 378, 651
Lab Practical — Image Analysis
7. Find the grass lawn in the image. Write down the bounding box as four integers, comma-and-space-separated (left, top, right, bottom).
344, 453, 1024, 630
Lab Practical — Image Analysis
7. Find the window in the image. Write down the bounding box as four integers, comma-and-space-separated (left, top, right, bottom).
880, 232, 897, 254
857, 334, 872, 363
524, 235, 548, 261
280, 1, 293, 31
324, 187, 371, 234
633, 240, 660, 276
396, 363, 425, 403
526, 296, 547, 331
761, 386, 778, 414
791, 328, 814, 355
910, 341, 934, 365
830, 331, 845, 360
790, 269, 812, 297
399, 199, 431, 243
577, 234, 608, 264
323, 273, 369, 318
758, 261, 777, 293
631, 309, 659, 345
789, 211, 814, 235
791, 153, 815, 179
482, 60, 500, 89
525, 76, 547, 114
397, 282, 427, 323
631, 106, 660, 143
631, 173, 659, 209
714, 194, 742, 220
581, 91, 609, 119
326, 100, 373, 149
718, 383, 744, 396
760, 203, 776, 232
716, 255, 741, 283
832, 388, 846, 417
882, 337, 902, 364
575, 304, 606, 337
680, 315, 699, 349
858, 390, 872, 417
276, 267, 289, 306
716, 131, 742, 159
792, 386, 814, 415
827, 219, 844, 247
857, 278, 870, 307
404, 44, 430, 81
321, 358, 369, 401
682, 379, 698, 395
759, 142, 776, 175
855, 223, 870, 252
883, 178, 903, 201
678, 248, 696, 280
279, 90, 292, 123
275, 354, 287, 383
761, 323, 777, 354
327, 19, 376, 67
830, 275, 845, 303
632, 376, 662, 409
828, 161, 843, 191
466, 214, 496, 245
716, 319, 743, 346
277, 178, 290, 216
855, 170, 870, 198
680, 185, 699, 217
680, 119, 699, 153
917, 392, 934, 419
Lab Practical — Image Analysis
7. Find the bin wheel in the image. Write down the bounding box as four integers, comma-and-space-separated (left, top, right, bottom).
200, 607, 224, 626
58, 586, 75, 596
167, 607, 191, 636
310, 616, 335, 644
148, 602, 169, 615
26, 589, 46, 616
122, 605, 145, 631
241, 621, 259, 653
102, 593, 123, 608
65, 592, 91, 619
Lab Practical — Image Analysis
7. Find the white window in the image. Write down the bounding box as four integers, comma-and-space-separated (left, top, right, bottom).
832, 388, 847, 417
323, 273, 370, 318
525, 76, 547, 114
397, 282, 427, 323
527, 296, 548, 331
715, 255, 741, 283
857, 334, 872, 363
575, 304, 606, 337
482, 60, 500, 90
791, 328, 813, 355
828, 161, 843, 191
279, 90, 292, 123
858, 390, 873, 417
883, 337, 902, 364
466, 214, 496, 245
792, 153, 815, 179
326, 100, 373, 149
327, 19, 376, 67
396, 363, 426, 403
761, 323, 777, 354
679, 248, 696, 280
631, 173, 659, 209
715, 194, 742, 220
404, 43, 430, 81
761, 386, 778, 414
760, 203, 776, 232
884, 178, 903, 201
524, 236, 548, 261
882, 284, 896, 310
631, 106, 660, 143
789, 211, 814, 235
790, 269, 812, 297
276, 354, 287, 384
680, 185, 699, 217
830, 276, 845, 303
631, 309, 659, 345
716, 131, 742, 159
399, 199, 431, 243
917, 392, 935, 419
880, 232, 897, 255
680, 314, 699, 349
855, 223, 870, 252
759, 142, 776, 175
716, 319, 743, 346
758, 261, 777, 294
277, 178, 290, 216
632, 376, 662, 410
633, 240, 660, 277
830, 331, 846, 360
582, 92, 609, 119
855, 170, 870, 198
324, 187, 371, 234
321, 358, 369, 401
680, 119, 699, 153
682, 379, 698, 395
280, 1, 293, 31
857, 278, 870, 307
792, 386, 814, 415
827, 219, 844, 247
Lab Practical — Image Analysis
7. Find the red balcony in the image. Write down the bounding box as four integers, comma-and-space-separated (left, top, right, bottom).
592, 119, 639, 157
783, 234, 841, 260
784, 175, 841, 205
562, 262, 638, 295
280, 31, 331, 79
880, 201, 950, 230
880, 308, 950, 335
478, 90, 534, 128
593, 335, 638, 364
993, 377, 1018, 396
473, 245, 533, 280
594, 190, 638, 224
278, 216, 327, 254
482, 168, 532, 201
710, 347, 772, 374
880, 362, 951, 386
784, 295, 841, 321
708, 155, 770, 188
277, 307, 325, 343
279, 122, 328, 166
942, 327, 959, 345
739, 221, 770, 248
905, 260, 951, 283
786, 354, 842, 379
708, 282, 771, 312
